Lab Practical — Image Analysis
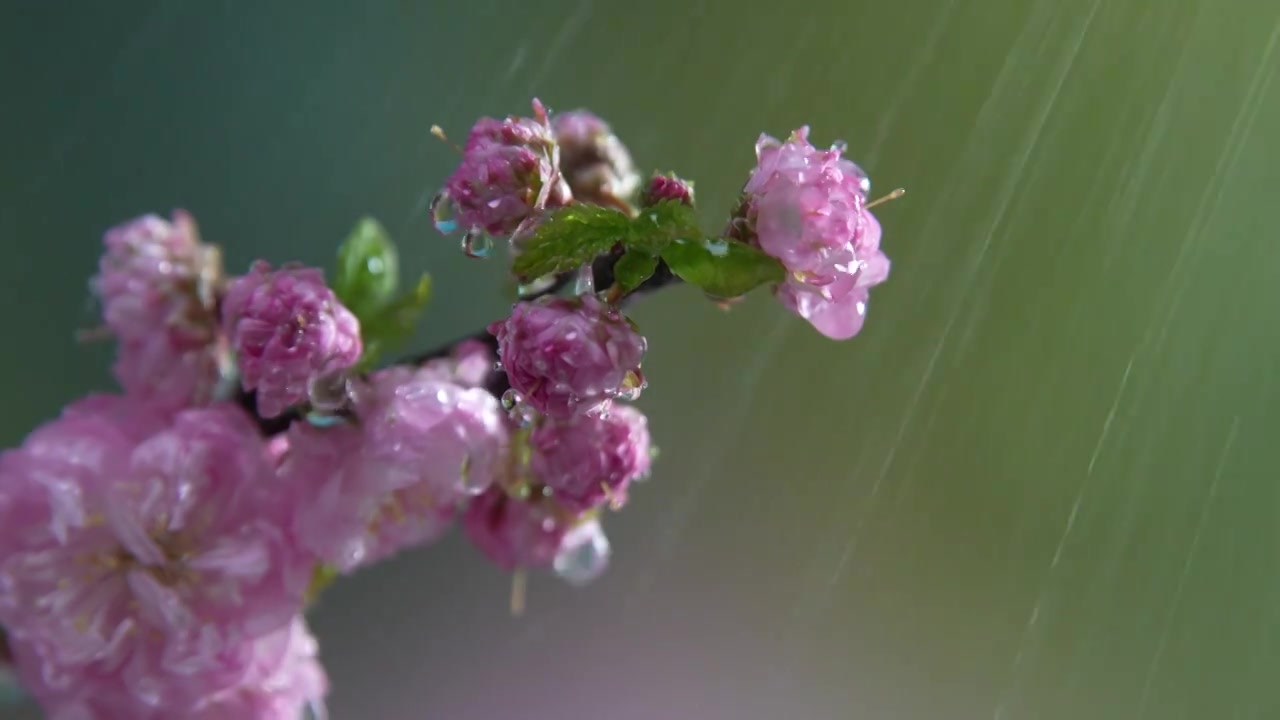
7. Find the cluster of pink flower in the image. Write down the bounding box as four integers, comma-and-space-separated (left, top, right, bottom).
0, 99, 894, 718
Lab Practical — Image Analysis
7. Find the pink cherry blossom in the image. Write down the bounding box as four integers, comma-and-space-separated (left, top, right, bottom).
529, 405, 651, 512
438, 99, 571, 238
11, 616, 327, 720
740, 127, 890, 339
94, 211, 227, 409
489, 294, 647, 419
461, 487, 569, 570
222, 262, 362, 418
773, 211, 889, 340
0, 399, 312, 711
281, 365, 507, 573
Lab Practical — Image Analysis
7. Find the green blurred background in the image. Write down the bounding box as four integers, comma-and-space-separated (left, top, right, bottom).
4, 1, 1280, 718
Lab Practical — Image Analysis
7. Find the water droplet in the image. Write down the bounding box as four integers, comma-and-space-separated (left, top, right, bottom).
517, 274, 557, 297
461, 228, 494, 258
307, 371, 352, 413
493, 361, 503, 371
431, 191, 458, 234
554, 521, 611, 586
509, 403, 537, 428
832, 139, 848, 153
305, 412, 347, 428
574, 263, 596, 295
617, 369, 645, 400
501, 388, 522, 411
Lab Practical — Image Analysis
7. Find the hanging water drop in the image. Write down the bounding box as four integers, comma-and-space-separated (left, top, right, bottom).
574, 263, 596, 295
430, 191, 458, 234
501, 388, 521, 411
617, 369, 645, 401
461, 227, 494, 258
554, 521, 611, 586
509, 402, 537, 428
832, 139, 849, 153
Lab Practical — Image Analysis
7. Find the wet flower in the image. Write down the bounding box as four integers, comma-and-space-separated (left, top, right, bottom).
551, 109, 641, 206
222, 262, 362, 418
461, 487, 570, 571
640, 173, 695, 208
437, 99, 571, 240
529, 405, 651, 512
489, 294, 647, 419
0, 399, 312, 711
281, 365, 507, 573
738, 127, 890, 339
10, 616, 328, 720
94, 211, 227, 408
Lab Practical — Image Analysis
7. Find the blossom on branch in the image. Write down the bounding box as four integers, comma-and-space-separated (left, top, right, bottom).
0, 398, 315, 713
222, 262, 362, 419
489, 293, 647, 420
94, 211, 227, 409
736, 127, 891, 339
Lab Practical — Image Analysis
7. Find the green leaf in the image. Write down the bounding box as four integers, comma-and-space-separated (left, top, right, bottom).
511, 205, 632, 280
358, 272, 432, 368
613, 249, 659, 293
335, 217, 399, 320
659, 238, 785, 298
628, 200, 702, 251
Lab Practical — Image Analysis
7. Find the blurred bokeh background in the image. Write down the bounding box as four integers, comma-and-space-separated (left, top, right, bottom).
4, 1, 1280, 718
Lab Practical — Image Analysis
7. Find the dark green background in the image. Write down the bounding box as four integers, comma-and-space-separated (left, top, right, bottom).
4, 2, 1279, 718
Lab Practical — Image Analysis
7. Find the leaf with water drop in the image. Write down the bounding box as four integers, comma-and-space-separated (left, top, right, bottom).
358, 272, 432, 368
510, 205, 633, 281
628, 200, 702, 252
334, 216, 399, 321
659, 238, 785, 299
613, 249, 659, 294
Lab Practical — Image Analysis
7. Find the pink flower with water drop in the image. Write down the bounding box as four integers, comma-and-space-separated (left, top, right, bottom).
529, 405, 652, 512
738, 127, 890, 340
95, 211, 227, 409
489, 294, 647, 419
438, 99, 571, 239
281, 365, 507, 572
222, 262, 362, 418
0, 399, 313, 711
461, 487, 569, 571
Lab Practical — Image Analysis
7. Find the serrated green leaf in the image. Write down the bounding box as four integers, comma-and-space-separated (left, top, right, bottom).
613, 249, 659, 293
659, 238, 785, 298
358, 272, 432, 368
335, 217, 399, 320
629, 200, 701, 251
511, 205, 632, 280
